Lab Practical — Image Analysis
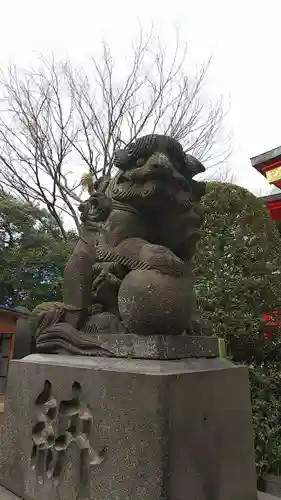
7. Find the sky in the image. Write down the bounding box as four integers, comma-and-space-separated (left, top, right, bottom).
0, 0, 280, 196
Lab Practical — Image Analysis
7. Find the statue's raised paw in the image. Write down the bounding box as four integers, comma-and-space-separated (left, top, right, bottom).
118, 269, 195, 335
114, 237, 185, 277
138, 242, 185, 277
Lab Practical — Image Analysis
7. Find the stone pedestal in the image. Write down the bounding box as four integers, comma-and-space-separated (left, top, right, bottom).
0, 354, 257, 500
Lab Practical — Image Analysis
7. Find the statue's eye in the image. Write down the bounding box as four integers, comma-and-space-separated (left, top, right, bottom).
136, 158, 145, 166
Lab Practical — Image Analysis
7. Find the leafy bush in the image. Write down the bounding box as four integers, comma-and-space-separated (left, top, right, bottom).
193, 181, 281, 478
193, 181, 281, 363
250, 361, 281, 477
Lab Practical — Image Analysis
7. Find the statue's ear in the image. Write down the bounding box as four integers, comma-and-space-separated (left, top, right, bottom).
184, 154, 206, 178
113, 149, 132, 171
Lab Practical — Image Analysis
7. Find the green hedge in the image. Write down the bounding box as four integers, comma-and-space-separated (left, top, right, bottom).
193, 181, 281, 363
193, 181, 281, 477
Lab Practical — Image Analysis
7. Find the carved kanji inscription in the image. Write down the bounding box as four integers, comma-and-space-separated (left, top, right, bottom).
31, 380, 105, 493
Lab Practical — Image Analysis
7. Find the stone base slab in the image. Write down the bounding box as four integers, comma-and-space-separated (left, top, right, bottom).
258, 493, 281, 499
0, 486, 277, 500
0, 485, 21, 500
0, 354, 257, 500
89, 333, 219, 359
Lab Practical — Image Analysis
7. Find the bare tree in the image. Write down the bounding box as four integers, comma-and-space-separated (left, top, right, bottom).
0, 29, 230, 237
0, 58, 82, 239
65, 32, 230, 179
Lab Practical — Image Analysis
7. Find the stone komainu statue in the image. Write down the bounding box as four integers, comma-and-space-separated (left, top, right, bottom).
35, 134, 206, 355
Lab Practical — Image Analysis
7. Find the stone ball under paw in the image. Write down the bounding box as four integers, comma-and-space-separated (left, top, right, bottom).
118, 269, 194, 335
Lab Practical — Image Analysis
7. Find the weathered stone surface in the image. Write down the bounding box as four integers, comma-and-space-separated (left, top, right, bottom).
85, 334, 219, 359
0, 354, 257, 500
35, 134, 208, 354
35, 329, 219, 358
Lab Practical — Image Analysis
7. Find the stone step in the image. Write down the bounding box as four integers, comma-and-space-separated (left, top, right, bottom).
0, 485, 20, 500
258, 492, 281, 499
0, 485, 278, 500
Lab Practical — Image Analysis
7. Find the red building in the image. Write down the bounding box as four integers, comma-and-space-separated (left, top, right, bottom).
260, 193, 281, 222
251, 147, 281, 336
251, 146, 281, 221
0, 306, 30, 413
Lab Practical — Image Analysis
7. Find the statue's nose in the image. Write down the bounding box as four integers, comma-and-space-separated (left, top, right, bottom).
148, 152, 173, 169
